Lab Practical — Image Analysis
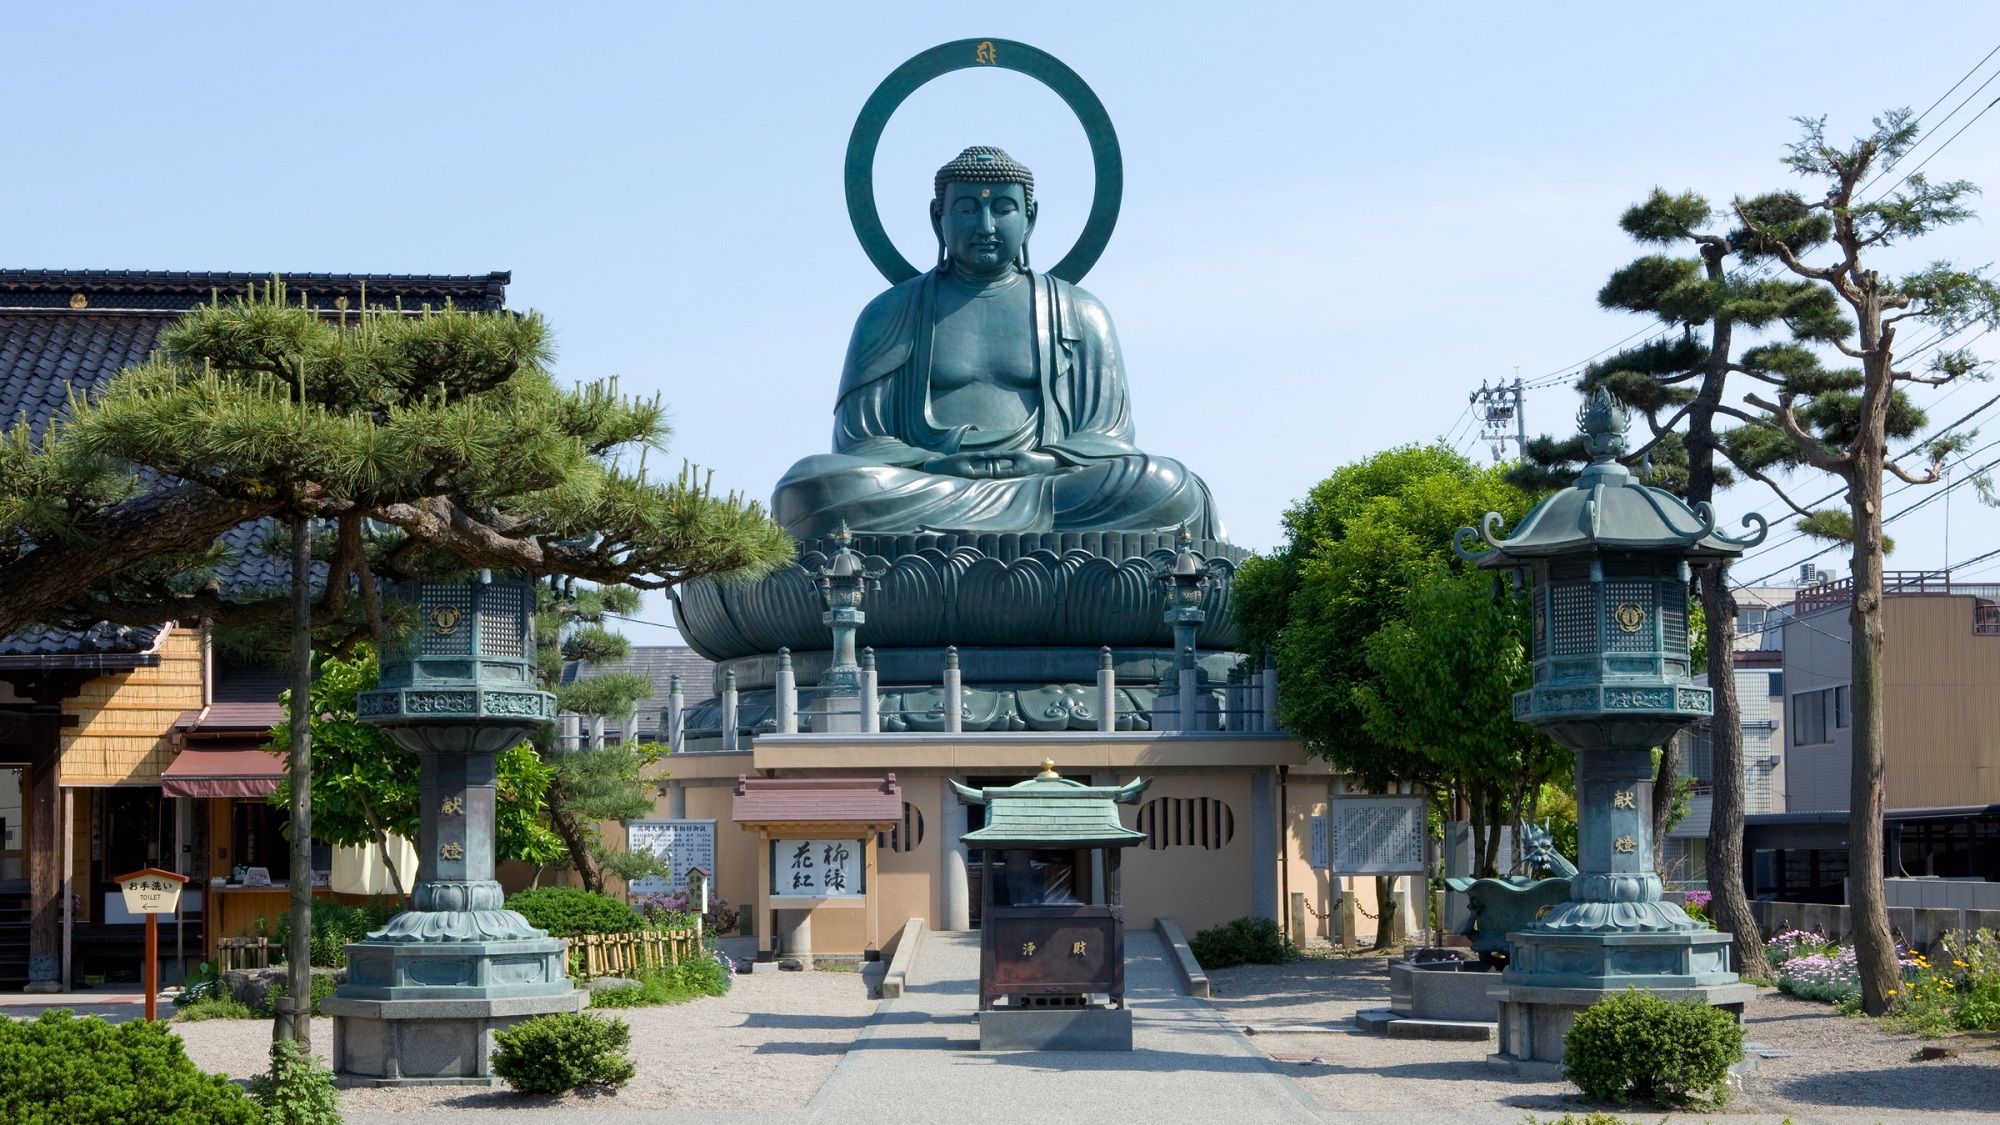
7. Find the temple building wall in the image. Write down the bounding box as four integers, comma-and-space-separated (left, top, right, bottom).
58, 629, 203, 788
634, 734, 1421, 955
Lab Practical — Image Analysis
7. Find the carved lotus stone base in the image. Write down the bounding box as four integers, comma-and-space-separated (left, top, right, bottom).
674, 533, 1247, 661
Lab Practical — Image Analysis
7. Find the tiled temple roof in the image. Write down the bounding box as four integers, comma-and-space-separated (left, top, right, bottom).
0, 269, 509, 659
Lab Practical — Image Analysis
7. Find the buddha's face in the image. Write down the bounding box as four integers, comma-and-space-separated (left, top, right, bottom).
938, 180, 1032, 278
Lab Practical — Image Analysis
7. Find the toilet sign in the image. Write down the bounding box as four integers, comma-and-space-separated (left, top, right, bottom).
116, 867, 187, 914
112, 867, 189, 1022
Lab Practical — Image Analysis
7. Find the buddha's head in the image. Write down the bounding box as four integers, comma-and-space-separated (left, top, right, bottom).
931, 146, 1037, 278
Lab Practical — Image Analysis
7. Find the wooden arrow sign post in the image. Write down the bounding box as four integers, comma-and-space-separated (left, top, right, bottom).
113, 868, 189, 1021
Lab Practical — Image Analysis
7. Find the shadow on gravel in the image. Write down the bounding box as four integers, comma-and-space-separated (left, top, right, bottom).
737, 1012, 873, 1031
748, 1039, 866, 1057
1766, 1064, 2000, 1113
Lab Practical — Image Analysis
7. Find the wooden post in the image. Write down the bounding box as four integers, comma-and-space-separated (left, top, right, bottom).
864, 831, 880, 955
144, 913, 159, 1022
756, 828, 771, 959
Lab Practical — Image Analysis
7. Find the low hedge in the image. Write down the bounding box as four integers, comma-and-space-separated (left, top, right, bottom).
505, 887, 641, 937
0, 1009, 260, 1124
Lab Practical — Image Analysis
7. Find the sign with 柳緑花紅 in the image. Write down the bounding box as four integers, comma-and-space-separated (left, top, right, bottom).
770, 839, 864, 897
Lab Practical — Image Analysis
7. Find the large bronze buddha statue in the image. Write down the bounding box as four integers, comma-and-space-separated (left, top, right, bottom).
773, 147, 1222, 540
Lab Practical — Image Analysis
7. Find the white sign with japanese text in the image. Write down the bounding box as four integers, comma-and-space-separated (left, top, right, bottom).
625, 820, 717, 898
1308, 815, 1330, 870
1330, 797, 1427, 875
117, 873, 185, 915
772, 839, 864, 897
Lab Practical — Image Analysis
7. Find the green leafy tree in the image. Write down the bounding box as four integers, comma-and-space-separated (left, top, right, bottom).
1729, 110, 2000, 1013
1235, 445, 1557, 943
1355, 558, 1569, 875
268, 648, 565, 896
1511, 187, 1843, 980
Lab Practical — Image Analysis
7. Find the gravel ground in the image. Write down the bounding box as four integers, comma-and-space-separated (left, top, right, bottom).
1206, 952, 2000, 1118
173, 969, 879, 1114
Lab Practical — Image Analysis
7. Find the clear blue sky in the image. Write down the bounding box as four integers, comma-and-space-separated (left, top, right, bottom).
10, 3, 2000, 643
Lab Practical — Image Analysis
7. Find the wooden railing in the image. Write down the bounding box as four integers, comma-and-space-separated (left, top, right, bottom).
569, 929, 702, 980
1794, 571, 2000, 633
217, 937, 274, 972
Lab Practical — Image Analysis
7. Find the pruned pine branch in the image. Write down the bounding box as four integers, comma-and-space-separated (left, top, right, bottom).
0, 288, 793, 643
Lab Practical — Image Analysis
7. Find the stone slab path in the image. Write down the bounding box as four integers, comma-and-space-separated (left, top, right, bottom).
804, 929, 1324, 1125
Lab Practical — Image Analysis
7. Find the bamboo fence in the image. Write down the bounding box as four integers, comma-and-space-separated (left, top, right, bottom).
569, 929, 703, 979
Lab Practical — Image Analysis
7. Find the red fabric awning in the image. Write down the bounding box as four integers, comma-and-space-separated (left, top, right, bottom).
161, 744, 285, 799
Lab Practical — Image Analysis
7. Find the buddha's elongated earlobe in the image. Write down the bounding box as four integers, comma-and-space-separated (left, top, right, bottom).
1017, 240, 1030, 271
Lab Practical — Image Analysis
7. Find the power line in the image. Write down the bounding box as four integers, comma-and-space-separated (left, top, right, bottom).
1736, 446, 2000, 586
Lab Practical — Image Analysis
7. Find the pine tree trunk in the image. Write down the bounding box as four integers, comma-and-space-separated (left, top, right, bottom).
549, 800, 603, 894
282, 514, 314, 1050
1702, 563, 1771, 979
1849, 435, 1899, 1015
1650, 737, 1679, 876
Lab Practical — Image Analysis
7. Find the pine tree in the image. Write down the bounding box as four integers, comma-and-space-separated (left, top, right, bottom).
1512, 187, 1842, 981
0, 283, 791, 1047
1732, 111, 2000, 1014
532, 581, 674, 893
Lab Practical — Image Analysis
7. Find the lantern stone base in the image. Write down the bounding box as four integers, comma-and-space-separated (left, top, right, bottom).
326, 935, 584, 1084
326, 990, 588, 1085
1489, 929, 1755, 1069
978, 1005, 1133, 1052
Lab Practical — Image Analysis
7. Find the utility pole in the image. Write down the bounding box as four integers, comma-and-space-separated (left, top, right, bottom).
1469, 371, 1527, 462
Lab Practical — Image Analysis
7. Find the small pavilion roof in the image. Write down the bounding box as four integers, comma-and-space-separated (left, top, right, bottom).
732, 774, 902, 826
956, 762, 1149, 849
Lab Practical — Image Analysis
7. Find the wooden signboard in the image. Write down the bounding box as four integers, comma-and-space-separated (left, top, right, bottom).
113, 867, 189, 1021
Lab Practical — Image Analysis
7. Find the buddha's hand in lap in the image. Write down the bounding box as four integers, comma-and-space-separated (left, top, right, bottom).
921, 450, 1064, 479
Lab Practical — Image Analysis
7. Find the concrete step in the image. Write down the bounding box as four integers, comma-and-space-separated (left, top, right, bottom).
1385, 1018, 1496, 1041
1352, 1007, 1400, 1032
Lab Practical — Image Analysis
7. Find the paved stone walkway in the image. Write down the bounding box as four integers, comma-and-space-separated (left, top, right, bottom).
804, 929, 1324, 1125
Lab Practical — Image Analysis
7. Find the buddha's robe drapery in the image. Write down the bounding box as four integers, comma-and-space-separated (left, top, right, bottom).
773, 269, 1221, 539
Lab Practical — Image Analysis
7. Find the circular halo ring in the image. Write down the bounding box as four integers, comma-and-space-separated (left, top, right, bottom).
844, 38, 1123, 285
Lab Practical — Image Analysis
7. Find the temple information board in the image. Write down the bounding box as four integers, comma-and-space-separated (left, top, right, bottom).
626, 820, 717, 897
771, 838, 865, 897
1330, 797, 1426, 875
1308, 815, 1330, 871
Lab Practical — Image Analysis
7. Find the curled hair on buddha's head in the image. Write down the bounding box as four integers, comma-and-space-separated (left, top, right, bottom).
930, 146, 1037, 270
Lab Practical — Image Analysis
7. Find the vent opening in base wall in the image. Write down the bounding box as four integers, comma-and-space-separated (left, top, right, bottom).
1135, 797, 1234, 850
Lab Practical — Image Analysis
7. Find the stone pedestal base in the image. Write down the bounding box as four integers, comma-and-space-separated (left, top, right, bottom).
326, 991, 587, 1085
328, 934, 584, 1085
1489, 927, 1754, 1069
979, 1006, 1133, 1052
1490, 980, 1756, 1068
1389, 961, 1500, 1022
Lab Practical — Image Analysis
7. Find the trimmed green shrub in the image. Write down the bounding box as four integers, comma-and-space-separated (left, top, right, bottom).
505, 887, 641, 937
1563, 989, 1742, 1109
1189, 916, 1297, 969
175, 992, 257, 1021
273, 899, 396, 966
247, 1039, 342, 1125
0, 1009, 260, 1124
490, 1012, 636, 1095
588, 949, 734, 1008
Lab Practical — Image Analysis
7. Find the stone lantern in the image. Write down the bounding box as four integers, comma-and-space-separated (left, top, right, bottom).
811, 523, 885, 732
1455, 390, 1767, 1071
325, 571, 584, 1085
1153, 526, 1217, 730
